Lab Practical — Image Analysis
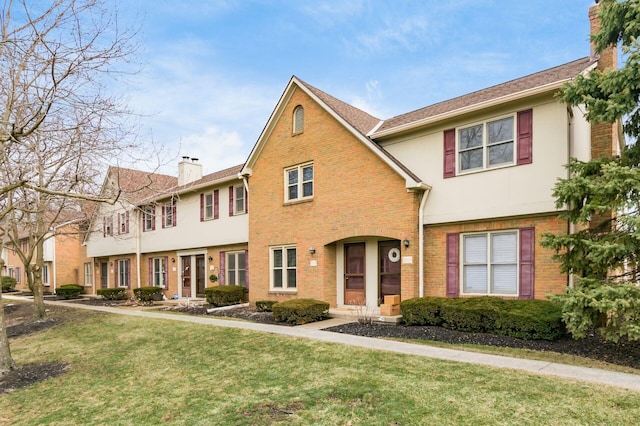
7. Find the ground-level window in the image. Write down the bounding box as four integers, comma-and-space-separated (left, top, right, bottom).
15, 267, 20, 283
117, 259, 130, 288
271, 246, 296, 290
226, 251, 246, 287
462, 231, 518, 296
42, 264, 50, 286
151, 257, 167, 288
8, 267, 14, 279
84, 262, 93, 287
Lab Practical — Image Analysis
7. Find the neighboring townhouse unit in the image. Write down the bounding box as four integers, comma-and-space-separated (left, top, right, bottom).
241, 3, 620, 310
85, 158, 249, 298
2, 219, 91, 294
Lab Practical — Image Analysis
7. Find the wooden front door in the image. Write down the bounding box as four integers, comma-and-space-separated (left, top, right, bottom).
379, 241, 401, 302
195, 255, 205, 297
181, 256, 192, 297
100, 262, 108, 288
344, 243, 366, 305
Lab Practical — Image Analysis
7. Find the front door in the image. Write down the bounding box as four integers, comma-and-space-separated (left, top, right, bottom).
100, 262, 108, 288
181, 256, 192, 297
379, 241, 401, 303
344, 243, 366, 305
195, 255, 205, 297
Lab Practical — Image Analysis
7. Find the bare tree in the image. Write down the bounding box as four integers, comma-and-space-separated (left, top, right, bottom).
0, 0, 140, 376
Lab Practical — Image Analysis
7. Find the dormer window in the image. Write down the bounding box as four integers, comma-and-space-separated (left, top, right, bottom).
293, 105, 304, 134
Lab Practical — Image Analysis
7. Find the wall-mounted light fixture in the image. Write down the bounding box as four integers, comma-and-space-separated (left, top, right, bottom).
208, 256, 213, 262
403, 239, 410, 249
109, 261, 113, 267
309, 247, 315, 255
171, 258, 175, 263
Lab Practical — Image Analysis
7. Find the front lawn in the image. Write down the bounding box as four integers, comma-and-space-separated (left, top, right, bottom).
1, 305, 640, 425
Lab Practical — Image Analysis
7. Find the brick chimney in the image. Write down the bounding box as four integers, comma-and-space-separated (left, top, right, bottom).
178, 156, 203, 186
588, 0, 619, 160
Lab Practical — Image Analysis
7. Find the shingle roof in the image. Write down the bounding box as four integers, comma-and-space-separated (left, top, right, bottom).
106, 166, 178, 205
298, 78, 381, 136
171, 164, 243, 193
375, 57, 594, 134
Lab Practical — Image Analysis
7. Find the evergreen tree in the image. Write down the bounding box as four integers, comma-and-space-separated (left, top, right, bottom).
542, 0, 640, 342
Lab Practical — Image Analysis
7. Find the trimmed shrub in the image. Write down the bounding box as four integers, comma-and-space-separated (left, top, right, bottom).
133, 286, 164, 302
439, 297, 504, 333
493, 299, 565, 341
97, 287, 128, 300
272, 299, 329, 325
1, 276, 17, 293
401, 297, 451, 326
399, 296, 566, 341
204, 285, 246, 307
56, 284, 83, 299
255, 300, 277, 312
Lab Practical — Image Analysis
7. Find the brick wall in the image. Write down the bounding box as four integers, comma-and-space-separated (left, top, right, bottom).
248, 86, 422, 306
424, 213, 568, 299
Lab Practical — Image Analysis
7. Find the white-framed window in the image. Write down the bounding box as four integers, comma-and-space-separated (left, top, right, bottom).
233, 185, 246, 215
118, 211, 129, 234
270, 246, 296, 290
142, 205, 155, 231
84, 262, 93, 287
293, 105, 304, 134
226, 251, 246, 287
204, 192, 214, 219
163, 201, 176, 228
103, 216, 113, 237
117, 259, 130, 288
285, 163, 313, 202
15, 267, 20, 283
462, 231, 518, 296
152, 257, 167, 288
8, 267, 14, 279
458, 115, 514, 173
42, 264, 50, 286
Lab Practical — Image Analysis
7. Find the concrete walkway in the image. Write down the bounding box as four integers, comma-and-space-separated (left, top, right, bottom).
5, 295, 640, 392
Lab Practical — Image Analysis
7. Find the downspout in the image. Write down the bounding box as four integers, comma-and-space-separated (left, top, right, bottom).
567, 105, 575, 289
418, 187, 431, 298
136, 208, 142, 288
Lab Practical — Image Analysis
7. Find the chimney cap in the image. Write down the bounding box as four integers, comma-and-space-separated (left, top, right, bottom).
181, 156, 190, 161
191, 157, 199, 162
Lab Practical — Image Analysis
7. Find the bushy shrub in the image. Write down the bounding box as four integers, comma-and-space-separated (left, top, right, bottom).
56, 284, 83, 299
204, 285, 246, 307
400, 297, 450, 326
1, 276, 17, 293
255, 300, 277, 312
97, 287, 128, 300
272, 299, 329, 325
133, 286, 164, 302
400, 296, 566, 341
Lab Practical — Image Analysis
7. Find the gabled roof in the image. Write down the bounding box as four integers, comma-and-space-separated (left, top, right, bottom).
105, 166, 178, 205
155, 164, 244, 200
242, 76, 429, 190
373, 57, 595, 137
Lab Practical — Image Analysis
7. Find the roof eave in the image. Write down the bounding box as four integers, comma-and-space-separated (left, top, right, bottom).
370, 80, 571, 139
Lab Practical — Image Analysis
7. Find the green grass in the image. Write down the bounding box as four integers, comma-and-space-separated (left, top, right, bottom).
2, 308, 640, 425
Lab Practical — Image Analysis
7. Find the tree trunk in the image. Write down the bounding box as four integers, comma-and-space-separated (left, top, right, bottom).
32, 213, 47, 321
0, 261, 16, 377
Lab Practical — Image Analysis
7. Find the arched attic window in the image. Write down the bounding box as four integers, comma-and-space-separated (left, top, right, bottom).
293, 105, 304, 134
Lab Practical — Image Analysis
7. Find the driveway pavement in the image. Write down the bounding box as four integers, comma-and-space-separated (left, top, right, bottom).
5, 295, 640, 392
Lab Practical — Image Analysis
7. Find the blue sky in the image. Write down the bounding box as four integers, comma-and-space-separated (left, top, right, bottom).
119, 0, 596, 175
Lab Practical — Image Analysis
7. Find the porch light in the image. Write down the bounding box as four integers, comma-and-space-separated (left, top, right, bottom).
403, 239, 410, 249
309, 247, 315, 255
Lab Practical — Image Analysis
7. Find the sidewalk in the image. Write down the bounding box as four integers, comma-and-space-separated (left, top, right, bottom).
6, 295, 640, 392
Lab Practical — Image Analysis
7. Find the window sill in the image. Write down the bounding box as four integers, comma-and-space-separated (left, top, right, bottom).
269, 289, 297, 295
284, 198, 313, 206
456, 162, 517, 177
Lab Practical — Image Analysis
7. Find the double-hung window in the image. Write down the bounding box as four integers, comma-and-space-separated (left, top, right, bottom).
42, 264, 50, 286
271, 246, 296, 290
151, 257, 167, 288
285, 163, 313, 202
226, 251, 246, 287
103, 216, 113, 237
231, 185, 246, 215
458, 116, 514, 172
84, 262, 93, 287
163, 200, 176, 228
118, 212, 129, 234
142, 205, 155, 231
117, 259, 130, 288
462, 231, 518, 296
